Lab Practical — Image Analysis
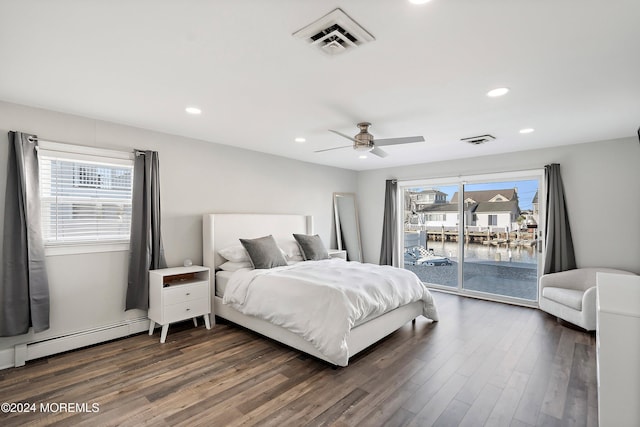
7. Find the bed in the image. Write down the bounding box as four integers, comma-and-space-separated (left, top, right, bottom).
202, 213, 438, 366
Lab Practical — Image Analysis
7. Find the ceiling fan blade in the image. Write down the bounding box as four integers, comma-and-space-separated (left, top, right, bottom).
329, 129, 358, 143
314, 145, 352, 153
375, 136, 425, 146
370, 146, 388, 158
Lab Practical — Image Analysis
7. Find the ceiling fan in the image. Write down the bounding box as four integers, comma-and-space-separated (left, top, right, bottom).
315, 122, 425, 158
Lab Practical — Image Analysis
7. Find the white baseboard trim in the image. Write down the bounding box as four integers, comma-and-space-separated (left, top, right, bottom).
0, 349, 15, 370
0, 317, 149, 370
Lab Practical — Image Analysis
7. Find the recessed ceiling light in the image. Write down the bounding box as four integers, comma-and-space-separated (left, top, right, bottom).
294, 137, 306, 143
519, 128, 535, 134
409, 0, 432, 4
487, 87, 509, 97
359, 155, 368, 159
185, 106, 201, 115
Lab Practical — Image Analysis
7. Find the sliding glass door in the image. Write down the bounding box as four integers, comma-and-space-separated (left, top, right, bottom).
400, 171, 543, 305
460, 179, 540, 301
402, 183, 459, 290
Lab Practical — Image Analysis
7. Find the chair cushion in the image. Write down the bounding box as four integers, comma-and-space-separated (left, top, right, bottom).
542, 287, 584, 311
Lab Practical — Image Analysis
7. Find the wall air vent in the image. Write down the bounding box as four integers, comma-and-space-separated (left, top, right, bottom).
461, 135, 496, 145
293, 8, 375, 56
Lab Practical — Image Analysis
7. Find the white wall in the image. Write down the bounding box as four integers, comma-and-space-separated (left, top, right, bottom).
0, 101, 356, 362
357, 137, 640, 274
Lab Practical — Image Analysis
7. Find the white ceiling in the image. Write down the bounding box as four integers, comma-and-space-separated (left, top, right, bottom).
1, 0, 639, 171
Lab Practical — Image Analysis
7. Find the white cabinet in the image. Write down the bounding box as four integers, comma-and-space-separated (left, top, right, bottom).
148, 266, 211, 343
596, 273, 640, 427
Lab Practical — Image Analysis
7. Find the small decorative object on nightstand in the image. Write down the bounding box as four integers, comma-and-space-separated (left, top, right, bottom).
148, 265, 211, 343
328, 249, 347, 260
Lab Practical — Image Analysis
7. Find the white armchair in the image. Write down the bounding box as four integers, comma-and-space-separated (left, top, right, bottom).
539, 267, 637, 331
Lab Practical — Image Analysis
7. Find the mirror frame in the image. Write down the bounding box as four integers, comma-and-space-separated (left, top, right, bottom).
333, 192, 363, 262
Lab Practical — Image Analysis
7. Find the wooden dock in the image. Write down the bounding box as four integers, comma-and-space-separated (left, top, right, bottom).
405, 226, 537, 247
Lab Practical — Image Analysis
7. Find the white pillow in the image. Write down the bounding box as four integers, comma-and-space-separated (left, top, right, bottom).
219, 261, 252, 272
278, 239, 304, 262
218, 245, 249, 263
218, 243, 288, 263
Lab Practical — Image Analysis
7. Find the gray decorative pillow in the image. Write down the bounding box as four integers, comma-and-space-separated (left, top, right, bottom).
293, 234, 329, 261
239, 235, 288, 269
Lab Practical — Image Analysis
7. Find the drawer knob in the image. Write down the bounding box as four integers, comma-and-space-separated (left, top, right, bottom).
186, 293, 191, 296
186, 308, 191, 311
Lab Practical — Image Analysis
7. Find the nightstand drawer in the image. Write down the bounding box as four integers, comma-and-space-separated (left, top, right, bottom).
163, 282, 208, 304
163, 299, 209, 323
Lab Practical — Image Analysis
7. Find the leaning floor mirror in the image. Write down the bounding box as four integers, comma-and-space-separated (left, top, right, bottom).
333, 192, 363, 262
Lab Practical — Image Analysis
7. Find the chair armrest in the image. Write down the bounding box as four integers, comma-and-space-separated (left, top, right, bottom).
583, 286, 598, 311
539, 274, 554, 290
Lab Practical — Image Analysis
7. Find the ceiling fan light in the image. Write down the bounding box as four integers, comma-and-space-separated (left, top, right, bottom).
354, 145, 373, 152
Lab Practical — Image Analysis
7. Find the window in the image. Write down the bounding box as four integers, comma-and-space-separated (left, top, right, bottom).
488, 214, 498, 226
426, 214, 445, 221
38, 143, 134, 246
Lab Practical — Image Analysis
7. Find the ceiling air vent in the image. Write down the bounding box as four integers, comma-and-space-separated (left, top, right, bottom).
461, 135, 496, 145
293, 8, 375, 56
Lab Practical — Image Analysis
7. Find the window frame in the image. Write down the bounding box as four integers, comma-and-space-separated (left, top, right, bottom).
37, 141, 134, 256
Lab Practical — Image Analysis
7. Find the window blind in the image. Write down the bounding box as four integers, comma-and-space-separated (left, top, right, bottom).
39, 155, 134, 244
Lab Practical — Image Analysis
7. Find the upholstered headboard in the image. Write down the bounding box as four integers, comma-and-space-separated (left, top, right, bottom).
202, 213, 313, 271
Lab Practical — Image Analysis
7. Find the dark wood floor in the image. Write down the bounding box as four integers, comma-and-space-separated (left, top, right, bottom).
0, 292, 597, 427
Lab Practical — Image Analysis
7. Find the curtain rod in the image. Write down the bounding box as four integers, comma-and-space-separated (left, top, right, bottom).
28, 136, 143, 157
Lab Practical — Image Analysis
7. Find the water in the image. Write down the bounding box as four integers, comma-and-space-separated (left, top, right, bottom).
406, 241, 539, 301
423, 241, 538, 264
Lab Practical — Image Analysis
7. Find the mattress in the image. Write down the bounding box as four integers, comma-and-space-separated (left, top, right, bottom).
215, 270, 235, 297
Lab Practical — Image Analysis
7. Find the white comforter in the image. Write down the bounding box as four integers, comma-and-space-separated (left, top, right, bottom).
222, 258, 439, 366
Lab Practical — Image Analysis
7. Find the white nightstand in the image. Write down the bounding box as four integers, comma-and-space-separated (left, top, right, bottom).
148, 266, 211, 343
328, 249, 347, 260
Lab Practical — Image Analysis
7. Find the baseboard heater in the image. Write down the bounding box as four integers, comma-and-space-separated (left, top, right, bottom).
2, 317, 149, 369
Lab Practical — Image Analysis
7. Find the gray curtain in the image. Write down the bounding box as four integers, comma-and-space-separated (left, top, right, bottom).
379, 179, 398, 266
1, 131, 50, 336
544, 163, 576, 274
126, 150, 166, 311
